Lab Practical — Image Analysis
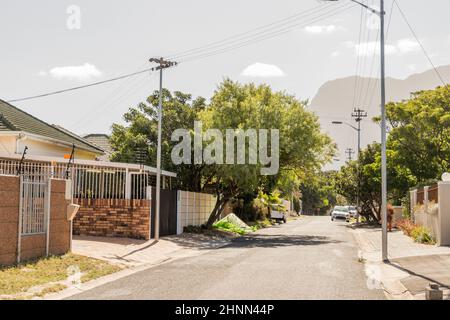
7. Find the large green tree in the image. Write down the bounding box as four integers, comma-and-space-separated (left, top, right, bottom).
335, 143, 416, 222
201, 80, 335, 225
110, 89, 207, 191
384, 85, 450, 181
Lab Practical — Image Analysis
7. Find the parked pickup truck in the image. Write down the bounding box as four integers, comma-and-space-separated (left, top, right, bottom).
270, 204, 287, 223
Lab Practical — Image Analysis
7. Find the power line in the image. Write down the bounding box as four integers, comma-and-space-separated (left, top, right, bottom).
367, 0, 395, 111
7, 68, 154, 103
355, 1, 372, 109
394, 0, 446, 86
6, 3, 355, 104
167, 2, 333, 60
180, 3, 355, 63
351, 4, 365, 111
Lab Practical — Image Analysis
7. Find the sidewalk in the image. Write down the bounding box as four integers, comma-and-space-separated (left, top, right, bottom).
72, 233, 234, 267
351, 224, 450, 299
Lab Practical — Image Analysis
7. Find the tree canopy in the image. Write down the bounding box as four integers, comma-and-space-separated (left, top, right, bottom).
110, 79, 336, 225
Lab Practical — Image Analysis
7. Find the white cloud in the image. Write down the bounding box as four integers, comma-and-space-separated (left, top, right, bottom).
304, 25, 344, 34
330, 50, 341, 58
397, 39, 420, 54
407, 64, 417, 72
38, 70, 48, 77
241, 63, 285, 78
346, 38, 420, 57
47, 63, 102, 81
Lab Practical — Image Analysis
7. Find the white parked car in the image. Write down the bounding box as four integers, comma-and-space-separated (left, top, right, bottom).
347, 206, 358, 219
270, 204, 287, 223
331, 206, 350, 221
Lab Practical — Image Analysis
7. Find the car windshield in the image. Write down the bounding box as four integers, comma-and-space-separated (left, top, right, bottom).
348, 206, 356, 211
334, 206, 349, 212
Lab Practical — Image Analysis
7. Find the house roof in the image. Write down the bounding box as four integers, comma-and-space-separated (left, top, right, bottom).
0, 99, 104, 154
83, 134, 113, 155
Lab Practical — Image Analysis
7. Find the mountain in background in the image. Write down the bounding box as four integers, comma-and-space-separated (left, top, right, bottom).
310, 65, 450, 169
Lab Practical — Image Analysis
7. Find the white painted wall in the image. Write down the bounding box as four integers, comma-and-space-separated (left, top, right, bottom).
0, 135, 98, 160
177, 191, 217, 234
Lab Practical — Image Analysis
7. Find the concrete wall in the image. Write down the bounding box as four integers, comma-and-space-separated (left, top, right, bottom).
0, 175, 71, 266
177, 191, 217, 234
73, 199, 151, 240
411, 182, 450, 246
438, 182, 450, 246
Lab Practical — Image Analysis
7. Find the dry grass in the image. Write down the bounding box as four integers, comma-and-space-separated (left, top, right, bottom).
0, 253, 122, 299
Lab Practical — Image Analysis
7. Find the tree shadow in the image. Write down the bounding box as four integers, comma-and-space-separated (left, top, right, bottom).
345, 222, 381, 230
387, 258, 450, 293
226, 233, 342, 249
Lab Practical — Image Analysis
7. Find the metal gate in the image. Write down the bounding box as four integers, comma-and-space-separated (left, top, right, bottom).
17, 176, 50, 263
20, 177, 49, 235
151, 187, 178, 238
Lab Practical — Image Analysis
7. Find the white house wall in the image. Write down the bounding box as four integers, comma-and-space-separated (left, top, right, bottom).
177, 191, 217, 234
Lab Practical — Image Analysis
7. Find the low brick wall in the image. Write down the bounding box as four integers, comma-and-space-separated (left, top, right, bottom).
0, 176, 71, 266
73, 199, 151, 240
0, 175, 20, 266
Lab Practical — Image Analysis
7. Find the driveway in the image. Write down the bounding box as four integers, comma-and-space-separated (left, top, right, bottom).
67, 216, 384, 300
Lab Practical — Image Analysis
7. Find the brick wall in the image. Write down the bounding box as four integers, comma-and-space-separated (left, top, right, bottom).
49, 179, 71, 255
0, 175, 71, 266
73, 199, 151, 240
0, 175, 20, 266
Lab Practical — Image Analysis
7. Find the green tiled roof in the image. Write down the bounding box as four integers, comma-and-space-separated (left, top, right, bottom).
0, 99, 104, 154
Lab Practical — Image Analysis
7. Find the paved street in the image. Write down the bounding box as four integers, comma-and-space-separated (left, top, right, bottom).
67, 216, 384, 300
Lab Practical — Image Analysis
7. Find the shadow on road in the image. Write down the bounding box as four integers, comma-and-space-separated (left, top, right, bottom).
228, 234, 342, 248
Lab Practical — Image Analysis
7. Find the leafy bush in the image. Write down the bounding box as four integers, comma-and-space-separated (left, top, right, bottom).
411, 225, 435, 244
213, 221, 248, 235
396, 219, 415, 236
293, 196, 301, 214
396, 219, 435, 244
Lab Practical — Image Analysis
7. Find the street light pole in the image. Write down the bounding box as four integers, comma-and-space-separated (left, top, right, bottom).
326, 0, 387, 261
149, 57, 178, 241
379, 0, 388, 262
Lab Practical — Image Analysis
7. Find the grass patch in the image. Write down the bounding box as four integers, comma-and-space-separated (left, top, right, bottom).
35, 284, 68, 298
0, 253, 122, 299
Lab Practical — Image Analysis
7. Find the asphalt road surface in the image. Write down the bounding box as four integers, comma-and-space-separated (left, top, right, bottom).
68, 216, 385, 300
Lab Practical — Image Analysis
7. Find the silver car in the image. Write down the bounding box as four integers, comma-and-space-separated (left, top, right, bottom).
331, 206, 350, 221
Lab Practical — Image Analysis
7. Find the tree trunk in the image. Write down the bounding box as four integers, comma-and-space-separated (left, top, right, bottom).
206, 196, 229, 228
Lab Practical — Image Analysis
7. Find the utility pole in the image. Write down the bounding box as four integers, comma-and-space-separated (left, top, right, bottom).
345, 148, 355, 162
352, 107, 367, 222
149, 57, 178, 241
351, 108, 367, 158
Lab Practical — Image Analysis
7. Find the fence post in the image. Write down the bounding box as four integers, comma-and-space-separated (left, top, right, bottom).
411, 189, 417, 221
424, 186, 429, 214
146, 186, 152, 240
45, 179, 52, 256
17, 175, 23, 264
125, 169, 131, 200
176, 190, 182, 235
437, 181, 450, 246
